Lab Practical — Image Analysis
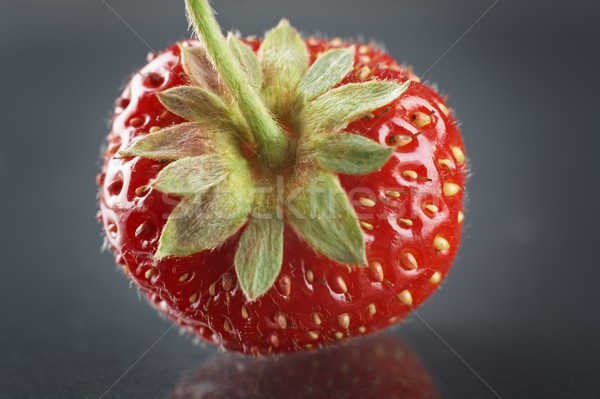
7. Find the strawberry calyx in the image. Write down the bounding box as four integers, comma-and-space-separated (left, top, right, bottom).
120, 0, 410, 301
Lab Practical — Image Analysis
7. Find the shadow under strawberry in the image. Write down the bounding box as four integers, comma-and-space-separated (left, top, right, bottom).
169, 333, 440, 399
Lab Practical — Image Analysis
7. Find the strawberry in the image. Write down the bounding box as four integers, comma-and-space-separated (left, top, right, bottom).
98, 0, 466, 355
169, 334, 440, 398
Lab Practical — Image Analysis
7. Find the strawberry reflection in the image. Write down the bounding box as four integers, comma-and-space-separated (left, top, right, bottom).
169, 334, 440, 399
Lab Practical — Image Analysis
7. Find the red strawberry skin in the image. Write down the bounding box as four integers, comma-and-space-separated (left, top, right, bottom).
98, 38, 466, 355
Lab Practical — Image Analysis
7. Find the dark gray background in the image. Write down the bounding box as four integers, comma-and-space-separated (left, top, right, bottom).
1, 0, 599, 398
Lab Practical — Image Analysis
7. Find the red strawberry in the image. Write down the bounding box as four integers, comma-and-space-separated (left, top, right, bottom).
98, 0, 466, 355
169, 334, 440, 399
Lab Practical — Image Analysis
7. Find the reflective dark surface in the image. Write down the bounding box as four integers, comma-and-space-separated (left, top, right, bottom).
1, 0, 599, 398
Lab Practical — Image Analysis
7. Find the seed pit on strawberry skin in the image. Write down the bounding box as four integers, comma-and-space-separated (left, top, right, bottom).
135, 221, 156, 239
115, 97, 130, 110
128, 116, 146, 128
143, 72, 165, 88
106, 172, 124, 196
107, 222, 118, 239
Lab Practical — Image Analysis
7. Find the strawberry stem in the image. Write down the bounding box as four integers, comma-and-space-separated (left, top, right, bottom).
185, 0, 288, 168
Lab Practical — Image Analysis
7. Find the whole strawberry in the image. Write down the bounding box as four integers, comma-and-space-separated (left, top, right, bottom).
98, 0, 466, 355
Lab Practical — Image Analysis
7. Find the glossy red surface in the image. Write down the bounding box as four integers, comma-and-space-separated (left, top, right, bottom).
98, 38, 466, 354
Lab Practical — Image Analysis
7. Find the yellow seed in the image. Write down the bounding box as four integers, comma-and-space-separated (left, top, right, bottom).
306, 269, 314, 283
188, 292, 199, 303
412, 112, 431, 128
361, 221, 374, 231
359, 197, 376, 207
369, 261, 384, 282
338, 313, 350, 329
305, 344, 313, 349
438, 102, 450, 116
403, 170, 418, 180
410, 75, 421, 83
144, 268, 156, 279
313, 313, 322, 326
434, 235, 450, 251
430, 271, 442, 284
178, 273, 189, 282
443, 182, 461, 197
209, 282, 217, 296
331, 37, 343, 46
135, 185, 150, 196
223, 319, 232, 332
390, 134, 413, 147
359, 55, 372, 64
241, 305, 249, 320
398, 218, 413, 227
400, 251, 418, 270
386, 190, 401, 198
357, 66, 371, 81
358, 45, 370, 54
275, 313, 288, 329
458, 211, 465, 223
335, 276, 348, 293
335, 331, 344, 340
424, 204, 439, 213
452, 146, 465, 165
358, 326, 367, 334
149, 126, 161, 133
308, 331, 319, 340
438, 159, 454, 169
368, 303, 377, 315
398, 290, 413, 306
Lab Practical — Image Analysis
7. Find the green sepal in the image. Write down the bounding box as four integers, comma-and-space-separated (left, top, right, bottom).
120, 122, 224, 161
155, 162, 254, 259
259, 19, 309, 116
235, 214, 284, 301
180, 44, 225, 96
301, 133, 394, 175
158, 86, 230, 124
296, 46, 355, 102
303, 80, 411, 136
285, 171, 367, 266
153, 154, 228, 195
227, 34, 263, 90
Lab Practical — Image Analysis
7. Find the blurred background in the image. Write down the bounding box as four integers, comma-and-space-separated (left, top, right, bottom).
1, 0, 599, 398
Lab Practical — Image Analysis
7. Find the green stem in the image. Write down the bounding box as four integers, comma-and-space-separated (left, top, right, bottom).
185, 0, 288, 167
